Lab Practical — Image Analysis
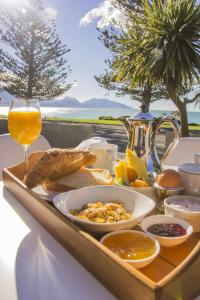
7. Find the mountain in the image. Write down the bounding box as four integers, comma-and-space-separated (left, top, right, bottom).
82, 98, 130, 109
40, 97, 81, 107
40, 97, 131, 108
0, 92, 132, 109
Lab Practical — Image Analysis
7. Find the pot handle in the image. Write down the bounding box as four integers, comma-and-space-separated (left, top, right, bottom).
152, 117, 181, 172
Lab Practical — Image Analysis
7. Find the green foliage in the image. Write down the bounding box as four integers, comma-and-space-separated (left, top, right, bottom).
116, 0, 200, 94
102, 0, 200, 136
0, 0, 72, 99
111, 0, 142, 15
95, 0, 169, 112
95, 68, 168, 102
99, 116, 118, 120
46, 117, 122, 125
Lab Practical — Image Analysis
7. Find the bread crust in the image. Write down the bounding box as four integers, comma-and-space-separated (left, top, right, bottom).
24, 148, 96, 188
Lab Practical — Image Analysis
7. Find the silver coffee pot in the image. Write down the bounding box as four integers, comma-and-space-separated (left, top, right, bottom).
119, 112, 180, 176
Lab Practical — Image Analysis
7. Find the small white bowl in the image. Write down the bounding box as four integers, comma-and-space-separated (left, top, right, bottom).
100, 230, 160, 269
164, 195, 200, 232
153, 182, 184, 212
53, 185, 155, 233
140, 215, 193, 247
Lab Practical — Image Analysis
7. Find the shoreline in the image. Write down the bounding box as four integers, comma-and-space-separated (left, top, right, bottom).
1, 115, 200, 130
0, 104, 200, 113
1, 118, 199, 153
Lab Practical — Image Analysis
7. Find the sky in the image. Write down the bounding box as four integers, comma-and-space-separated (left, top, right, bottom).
0, 0, 200, 111
44, 0, 124, 103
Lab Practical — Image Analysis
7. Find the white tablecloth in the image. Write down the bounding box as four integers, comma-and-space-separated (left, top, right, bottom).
0, 181, 116, 300
1, 180, 200, 300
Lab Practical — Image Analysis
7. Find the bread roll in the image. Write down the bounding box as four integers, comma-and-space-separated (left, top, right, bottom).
24, 148, 96, 188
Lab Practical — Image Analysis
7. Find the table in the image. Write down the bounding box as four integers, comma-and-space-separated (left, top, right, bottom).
0, 181, 116, 300
1, 180, 200, 300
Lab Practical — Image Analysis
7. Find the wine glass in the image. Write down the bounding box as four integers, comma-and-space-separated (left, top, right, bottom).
8, 98, 42, 173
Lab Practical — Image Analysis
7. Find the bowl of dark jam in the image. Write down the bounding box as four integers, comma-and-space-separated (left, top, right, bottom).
140, 215, 193, 247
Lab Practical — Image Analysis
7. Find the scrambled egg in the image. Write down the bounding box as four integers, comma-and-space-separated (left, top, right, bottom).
70, 202, 132, 223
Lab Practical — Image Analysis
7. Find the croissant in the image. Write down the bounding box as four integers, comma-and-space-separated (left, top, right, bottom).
24, 148, 96, 188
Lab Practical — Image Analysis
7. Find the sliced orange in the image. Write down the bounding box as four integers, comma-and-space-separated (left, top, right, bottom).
130, 179, 149, 188
127, 166, 137, 183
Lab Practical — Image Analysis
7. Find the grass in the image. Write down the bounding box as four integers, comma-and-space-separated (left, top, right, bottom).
162, 124, 200, 131
46, 117, 200, 130
1, 115, 200, 130
45, 117, 121, 125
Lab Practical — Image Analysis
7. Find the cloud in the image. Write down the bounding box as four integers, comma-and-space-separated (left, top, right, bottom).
72, 81, 78, 87
0, 0, 28, 11
0, 1, 58, 20
55, 82, 77, 99
44, 7, 58, 20
80, 0, 125, 29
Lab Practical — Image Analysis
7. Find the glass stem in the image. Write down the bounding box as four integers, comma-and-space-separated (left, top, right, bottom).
24, 145, 29, 174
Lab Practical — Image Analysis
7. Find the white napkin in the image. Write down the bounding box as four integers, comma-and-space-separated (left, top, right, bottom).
76, 137, 108, 150
76, 137, 118, 174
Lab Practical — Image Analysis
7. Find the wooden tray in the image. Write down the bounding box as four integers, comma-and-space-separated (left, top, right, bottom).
3, 152, 200, 300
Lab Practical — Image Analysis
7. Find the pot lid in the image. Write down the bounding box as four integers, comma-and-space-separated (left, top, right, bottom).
179, 163, 200, 175
128, 111, 154, 121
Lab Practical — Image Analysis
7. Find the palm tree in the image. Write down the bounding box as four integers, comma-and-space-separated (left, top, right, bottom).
113, 0, 200, 136
96, 6, 169, 113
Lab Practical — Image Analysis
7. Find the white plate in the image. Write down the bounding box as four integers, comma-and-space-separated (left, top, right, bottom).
32, 185, 58, 201
53, 185, 156, 233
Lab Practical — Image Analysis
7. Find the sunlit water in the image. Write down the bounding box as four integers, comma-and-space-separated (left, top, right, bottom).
0, 106, 199, 123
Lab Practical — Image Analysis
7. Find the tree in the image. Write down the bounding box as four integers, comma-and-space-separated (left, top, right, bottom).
111, 0, 142, 15
0, 0, 72, 99
95, 0, 168, 112
112, 0, 200, 136
95, 71, 168, 112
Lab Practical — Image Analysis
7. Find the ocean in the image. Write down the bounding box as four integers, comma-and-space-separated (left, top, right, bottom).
0, 106, 200, 124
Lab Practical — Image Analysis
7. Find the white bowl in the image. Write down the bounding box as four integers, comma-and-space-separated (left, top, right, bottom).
100, 230, 160, 269
53, 185, 155, 233
164, 195, 200, 232
115, 181, 155, 197
140, 215, 193, 247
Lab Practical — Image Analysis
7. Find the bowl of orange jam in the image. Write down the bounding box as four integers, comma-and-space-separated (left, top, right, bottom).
100, 230, 160, 269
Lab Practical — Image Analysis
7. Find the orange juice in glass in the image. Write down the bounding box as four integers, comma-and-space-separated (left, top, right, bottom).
8, 99, 42, 172
8, 110, 41, 145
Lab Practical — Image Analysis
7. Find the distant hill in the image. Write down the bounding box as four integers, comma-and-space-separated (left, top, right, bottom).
82, 98, 130, 109
40, 96, 131, 109
41, 97, 81, 107
0, 92, 131, 109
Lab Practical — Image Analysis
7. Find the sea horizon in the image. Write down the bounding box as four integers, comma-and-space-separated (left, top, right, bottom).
1, 106, 199, 124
